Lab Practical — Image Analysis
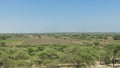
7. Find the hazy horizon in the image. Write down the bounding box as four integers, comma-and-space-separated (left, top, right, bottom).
0, 0, 120, 33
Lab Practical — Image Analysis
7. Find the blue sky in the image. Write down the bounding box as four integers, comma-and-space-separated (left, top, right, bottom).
0, 0, 120, 33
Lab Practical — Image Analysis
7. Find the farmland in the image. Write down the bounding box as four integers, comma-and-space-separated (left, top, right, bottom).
0, 33, 120, 68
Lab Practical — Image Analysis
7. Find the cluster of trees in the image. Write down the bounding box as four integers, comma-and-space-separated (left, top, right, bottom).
0, 35, 11, 40
112, 34, 120, 40
1, 33, 120, 41
0, 44, 120, 68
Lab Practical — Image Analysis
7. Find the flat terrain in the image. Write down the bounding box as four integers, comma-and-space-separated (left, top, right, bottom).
0, 33, 120, 68
2, 34, 120, 46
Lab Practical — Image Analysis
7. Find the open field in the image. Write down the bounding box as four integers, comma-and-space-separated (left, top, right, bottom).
1, 33, 120, 46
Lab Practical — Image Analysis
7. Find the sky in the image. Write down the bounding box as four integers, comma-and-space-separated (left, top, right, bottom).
0, 0, 120, 33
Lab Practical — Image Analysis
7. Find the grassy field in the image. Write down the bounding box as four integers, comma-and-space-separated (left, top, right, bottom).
1, 38, 25, 45
1, 33, 120, 46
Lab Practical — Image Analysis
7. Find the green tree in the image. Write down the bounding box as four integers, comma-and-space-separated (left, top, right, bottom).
93, 37, 100, 47
37, 48, 59, 67
0, 41, 6, 47
15, 51, 30, 60
104, 44, 120, 68
63, 46, 98, 68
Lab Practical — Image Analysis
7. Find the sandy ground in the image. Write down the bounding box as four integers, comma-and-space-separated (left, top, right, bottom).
92, 63, 120, 68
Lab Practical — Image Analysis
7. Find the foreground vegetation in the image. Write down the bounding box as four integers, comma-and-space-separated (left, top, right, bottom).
0, 44, 120, 68
0, 33, 120, 68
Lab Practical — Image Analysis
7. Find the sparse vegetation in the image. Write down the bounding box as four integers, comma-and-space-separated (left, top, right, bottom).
0, 33, 120, 68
